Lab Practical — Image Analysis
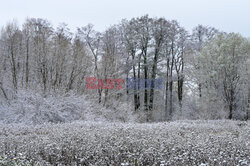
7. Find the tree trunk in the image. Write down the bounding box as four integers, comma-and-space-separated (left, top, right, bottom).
0, 82, 8, 101
143, 53, 148, 111
10, 44, 17, 89
131, 52, 139, 111
25, 38, 29, 88
229, 103, 233, 120
136, 53, 141, 110
247, 87, 250, 120
149, 47, 159, 111
67, 66, 75, 91
198, 83, 202, 98
165, 58, 170, 120
41, 62, 47, 93
169, 43, 175, 119
177, 77, 184, 111
228, 88, 235, 119
93, 55, 102, 103
176, 52, 184, 112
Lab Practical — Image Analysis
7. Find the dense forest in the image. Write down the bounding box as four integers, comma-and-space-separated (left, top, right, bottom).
0, 15, 249, 121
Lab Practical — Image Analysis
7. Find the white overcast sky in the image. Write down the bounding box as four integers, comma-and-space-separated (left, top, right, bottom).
0, 0, 249, 36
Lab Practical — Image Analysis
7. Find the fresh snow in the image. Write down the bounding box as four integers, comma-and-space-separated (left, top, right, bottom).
0, 120, 249, 165
0, 90, 135, 125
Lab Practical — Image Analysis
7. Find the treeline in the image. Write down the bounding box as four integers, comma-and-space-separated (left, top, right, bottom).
0, 16, 249, 121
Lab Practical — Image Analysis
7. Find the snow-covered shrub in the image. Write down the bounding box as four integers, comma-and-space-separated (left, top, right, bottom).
0, 89, 136, 125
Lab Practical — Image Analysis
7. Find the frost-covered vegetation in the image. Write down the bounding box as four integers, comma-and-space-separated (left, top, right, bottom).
0, 16, 249, 122
0, 15, 249, 166
0, 90, 135, 125
0, 120, 249, 165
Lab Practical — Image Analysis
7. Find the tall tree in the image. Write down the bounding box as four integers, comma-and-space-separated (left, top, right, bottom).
22, 20, 32, 88
149, 18, 167, 115
1, 22, 22, 90
174, 28, 188, 112
134, 15, 153, 114
121, 19, 140, 111
191, 25, 218, 98
198, 33, 250, 119
79, 24, 102, 103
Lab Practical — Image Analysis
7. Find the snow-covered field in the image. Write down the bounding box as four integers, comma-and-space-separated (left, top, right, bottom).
0, 120, 249, 166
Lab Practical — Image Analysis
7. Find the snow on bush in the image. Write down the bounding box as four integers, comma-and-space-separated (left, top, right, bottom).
0, 89, 135, 125
0, 120, 249, 165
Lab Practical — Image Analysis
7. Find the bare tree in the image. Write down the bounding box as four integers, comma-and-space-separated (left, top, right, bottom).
79, 24, 102, 103
136, 15, 152, 112
121, 19, 141, 111
1, 22, 22, 90
149, 18, 167, 115
174, 28, 188, 112
191, 25, 218, 98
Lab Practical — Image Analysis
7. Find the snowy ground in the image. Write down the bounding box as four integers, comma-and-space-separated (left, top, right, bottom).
0, 120, 249, 165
